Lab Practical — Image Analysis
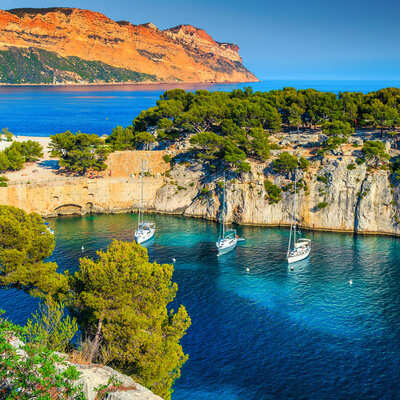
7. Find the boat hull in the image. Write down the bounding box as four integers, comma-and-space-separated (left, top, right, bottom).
287, 247, 311, 264
135, 228, 155, 244
216, 238, 238, 256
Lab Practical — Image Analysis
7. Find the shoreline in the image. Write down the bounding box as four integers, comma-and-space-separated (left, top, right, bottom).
49, 208, 400, 239
0, 79, 259, 88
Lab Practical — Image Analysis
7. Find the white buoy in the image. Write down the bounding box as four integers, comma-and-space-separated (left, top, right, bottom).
246, 267, 250, 272
81, 245, 84, 252
349, 279, 353, 285
290, 266, 294, 271
172, 258, 176, 262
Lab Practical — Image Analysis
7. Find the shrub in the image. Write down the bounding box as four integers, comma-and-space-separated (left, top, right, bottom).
0, 310, 84, 399
317, 201, 328, 209
23, 298, 78, 353
317, 175, 328, 184
163, 154, 172, 163
0, 176, 8, 187
273, 152, 298, 173
264, 180, 282, 204
200, 186, 210, 195
347, 163, 356, 170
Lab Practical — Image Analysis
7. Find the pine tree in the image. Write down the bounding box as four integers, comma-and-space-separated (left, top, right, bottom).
72, 240, 191, 400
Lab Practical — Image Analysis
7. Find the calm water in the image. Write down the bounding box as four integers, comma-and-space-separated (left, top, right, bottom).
2, 213, 400, 399
1, 80, 400, 137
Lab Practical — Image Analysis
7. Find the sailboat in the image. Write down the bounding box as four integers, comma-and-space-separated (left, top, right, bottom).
216, 173, 238, 256
287, 170, 311, 264
134, 166, 155, 244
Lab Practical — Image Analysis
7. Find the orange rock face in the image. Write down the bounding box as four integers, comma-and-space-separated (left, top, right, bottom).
0, 7, 258, 83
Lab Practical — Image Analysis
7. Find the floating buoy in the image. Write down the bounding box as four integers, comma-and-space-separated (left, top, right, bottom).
246, 267, 250, 272
81, 245, 85, 252
172, 258, 176, 262
290, 266, 294, 271
349, 279, 353, 285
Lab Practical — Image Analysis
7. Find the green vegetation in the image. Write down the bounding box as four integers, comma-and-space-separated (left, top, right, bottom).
72, 240, 191, 399
0, 136, 43, 173
24, 298, 78, 353
347, 163, 356, 170
320, 120, 354, 151
0, 176, 8, 187
163, 154, 173, 163
0, 46, 157, 84
1, 127, 14, 142
264, 180, 282, 204
0, 310, 84, 399
0, 206, 190, 399
361, 140, 390, 167
317, 201, 328, 209
273, 152, 308, 174
50, 131, 110, 175
317, 175, 329, 184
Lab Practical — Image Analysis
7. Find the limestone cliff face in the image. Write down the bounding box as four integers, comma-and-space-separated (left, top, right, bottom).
1, 149, 399, 236
153, 158, 400, 236
0, 7, 257, 83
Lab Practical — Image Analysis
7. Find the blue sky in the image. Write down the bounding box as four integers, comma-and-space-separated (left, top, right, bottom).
3, 0, 400, 80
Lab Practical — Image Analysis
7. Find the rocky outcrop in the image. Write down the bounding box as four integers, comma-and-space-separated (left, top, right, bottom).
6, 335, 162, 400
0, 7, 257, 83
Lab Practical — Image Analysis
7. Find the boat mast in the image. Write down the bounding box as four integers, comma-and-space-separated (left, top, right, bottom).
139, 165, 143, 228
222, 172, 226, 238
293, 169, 297, 245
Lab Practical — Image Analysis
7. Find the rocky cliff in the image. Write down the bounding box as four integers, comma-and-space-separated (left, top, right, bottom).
1, 145, 400, 236
0, 7, 257, 84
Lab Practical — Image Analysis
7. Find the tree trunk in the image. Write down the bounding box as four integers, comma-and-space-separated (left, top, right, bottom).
88, 316, 103, 363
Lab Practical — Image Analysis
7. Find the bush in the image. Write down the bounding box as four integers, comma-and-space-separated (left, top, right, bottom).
0, 310, 84, 399
317, 201, 328, 209
317, 175, 328, 184
163, 154, 172, 163
361, 140, 390, 166
200, 186, 210, 195
273, 152, 298, 173
50, 131, 110, 175
264, 180, 282, 204
6, 141, 43, 162
0, 176, 8, 187
23, 298, 78, 353
347, 163, 356, 170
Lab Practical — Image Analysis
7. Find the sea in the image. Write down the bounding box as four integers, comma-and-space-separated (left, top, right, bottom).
3, 214, 400, 399
1, 80, 400, 399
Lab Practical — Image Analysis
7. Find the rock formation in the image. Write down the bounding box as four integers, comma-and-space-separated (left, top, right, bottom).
1, 145, 400, 236
0, 7, 257, 83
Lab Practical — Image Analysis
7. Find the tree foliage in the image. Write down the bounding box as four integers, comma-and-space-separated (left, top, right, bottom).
24, 298, 78, 353
0, 206, 68, 297
50, 131, 110, 175
72, 240, 191, 400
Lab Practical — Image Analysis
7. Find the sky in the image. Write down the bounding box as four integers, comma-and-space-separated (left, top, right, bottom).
2, 0, 400, 80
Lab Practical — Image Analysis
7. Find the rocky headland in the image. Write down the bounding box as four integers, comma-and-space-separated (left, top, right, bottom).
0, 7, 257, 84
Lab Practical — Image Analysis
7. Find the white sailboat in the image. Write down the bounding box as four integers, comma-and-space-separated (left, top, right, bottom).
287, 170, 311, 264
134, 166, 155, 244
216, 174, 238, 256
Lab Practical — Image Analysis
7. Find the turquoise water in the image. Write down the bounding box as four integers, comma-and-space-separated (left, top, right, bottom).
2, 213, 400, 399
1, 80, 399, 137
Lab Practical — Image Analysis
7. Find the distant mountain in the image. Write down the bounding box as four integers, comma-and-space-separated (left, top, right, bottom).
0, 7, 258, 84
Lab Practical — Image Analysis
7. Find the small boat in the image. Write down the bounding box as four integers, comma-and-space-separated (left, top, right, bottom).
287, 170, 311, 264
216, 173, 238, 256
135, 165, 155, 244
